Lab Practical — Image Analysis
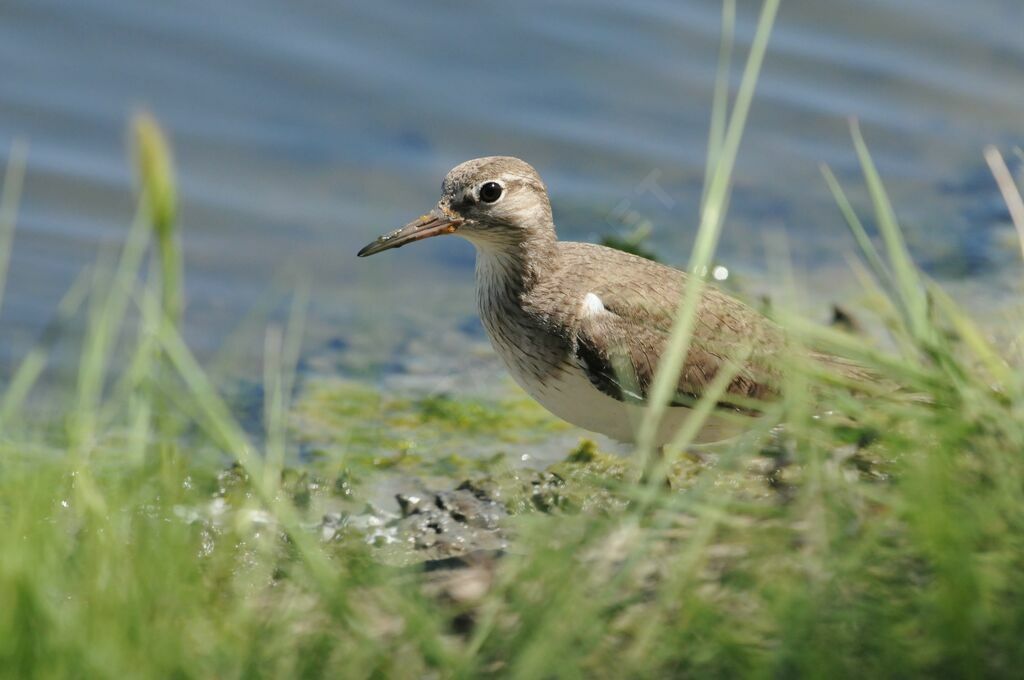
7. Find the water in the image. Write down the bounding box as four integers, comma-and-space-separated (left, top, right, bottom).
1, 0, 1022, 384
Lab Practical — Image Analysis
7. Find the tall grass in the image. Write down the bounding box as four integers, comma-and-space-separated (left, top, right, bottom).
2, 1, 1024, 676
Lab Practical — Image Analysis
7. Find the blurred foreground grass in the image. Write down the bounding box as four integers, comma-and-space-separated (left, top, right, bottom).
4, 11, 1024, 678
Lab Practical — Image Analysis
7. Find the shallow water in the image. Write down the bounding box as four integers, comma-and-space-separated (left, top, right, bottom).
1, 0, 1021, 388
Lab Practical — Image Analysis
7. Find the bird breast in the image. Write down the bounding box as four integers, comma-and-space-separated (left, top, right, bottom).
474, 253, 567, 386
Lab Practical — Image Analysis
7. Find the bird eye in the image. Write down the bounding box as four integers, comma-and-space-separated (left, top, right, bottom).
479, 181, 503, 203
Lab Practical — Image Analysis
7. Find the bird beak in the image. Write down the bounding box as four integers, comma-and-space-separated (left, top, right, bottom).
357, 208, 464, 257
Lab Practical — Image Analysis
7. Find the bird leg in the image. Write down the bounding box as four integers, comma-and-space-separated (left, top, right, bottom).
638, 445, 674, 489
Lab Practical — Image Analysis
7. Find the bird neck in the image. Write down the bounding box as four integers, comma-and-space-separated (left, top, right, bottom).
473, 231, 555, 303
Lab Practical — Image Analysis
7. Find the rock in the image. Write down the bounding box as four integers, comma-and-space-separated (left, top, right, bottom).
388, 485, 508, 561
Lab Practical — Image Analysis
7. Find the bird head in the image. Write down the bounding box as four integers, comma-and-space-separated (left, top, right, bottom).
357, 156, 555, 257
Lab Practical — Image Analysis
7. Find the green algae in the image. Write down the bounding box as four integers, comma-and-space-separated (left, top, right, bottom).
289, 376, 571, 479
410, 392, 567, 438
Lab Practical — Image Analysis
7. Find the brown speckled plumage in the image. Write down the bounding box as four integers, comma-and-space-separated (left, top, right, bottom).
534, 243, 783, 407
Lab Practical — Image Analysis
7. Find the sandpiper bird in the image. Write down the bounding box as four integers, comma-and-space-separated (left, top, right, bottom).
358, 157, 802, 445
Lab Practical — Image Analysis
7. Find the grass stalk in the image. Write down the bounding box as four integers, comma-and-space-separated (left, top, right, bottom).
984, 145, 1024, 262
701, 0, 735, 214
0, 269, 91, 431
849, 119, 933, 348
0, 140, 28, 318
635, 0, 781, 464
156, 320, 348, 609
821, 163, 892, 288
132, 112, 182, 328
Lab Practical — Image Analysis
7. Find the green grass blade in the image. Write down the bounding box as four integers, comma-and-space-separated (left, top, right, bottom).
821, 163, 893, 289
72, 206, 150, 450
701, 0, 736, 213
265, 282, 310, 479
927, 281, 1012, 387
636, 0, 781, 461
849, 120, 931, 346
157, 320, 344, 601
0, 140, 28, 318
0, 268, 92, 432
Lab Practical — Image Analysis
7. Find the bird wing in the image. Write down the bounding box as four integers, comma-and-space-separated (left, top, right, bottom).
554, 257, 783, 412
